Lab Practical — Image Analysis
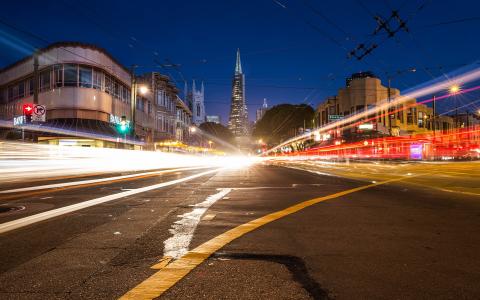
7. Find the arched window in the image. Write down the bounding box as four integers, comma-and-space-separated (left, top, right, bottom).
196, 103, 201, 117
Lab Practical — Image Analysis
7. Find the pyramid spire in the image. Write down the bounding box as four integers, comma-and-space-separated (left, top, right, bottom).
201, 81, 205, 95
235, 48, 242, 74
192, 79, 196, 93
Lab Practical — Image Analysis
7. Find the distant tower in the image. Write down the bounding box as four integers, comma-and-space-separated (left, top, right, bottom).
256, 98, 268, 122
190, 80, 205, 125
228, 49, 248, 136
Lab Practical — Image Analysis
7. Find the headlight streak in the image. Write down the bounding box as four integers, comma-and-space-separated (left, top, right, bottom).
0, 142, 260, 183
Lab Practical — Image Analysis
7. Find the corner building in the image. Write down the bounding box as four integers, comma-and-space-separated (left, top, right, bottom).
0, 42, 191, 147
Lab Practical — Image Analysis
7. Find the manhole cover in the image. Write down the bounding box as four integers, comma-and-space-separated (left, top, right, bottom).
0, 206, 26, 214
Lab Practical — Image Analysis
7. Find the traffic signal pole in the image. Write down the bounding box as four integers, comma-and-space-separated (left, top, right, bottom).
33, 50, 39, 105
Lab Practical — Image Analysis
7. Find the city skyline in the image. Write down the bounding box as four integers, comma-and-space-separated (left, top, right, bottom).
1, 1, 480, 123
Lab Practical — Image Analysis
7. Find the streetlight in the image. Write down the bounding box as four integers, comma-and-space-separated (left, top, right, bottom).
449, 84, 460, 94
130, 65, 149, 141
208, 140, 213, 149
139, 85, 148, 95
449, 84, 461, 128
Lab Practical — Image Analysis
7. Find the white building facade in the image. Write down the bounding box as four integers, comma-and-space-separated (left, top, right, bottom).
187, 80, 205, 126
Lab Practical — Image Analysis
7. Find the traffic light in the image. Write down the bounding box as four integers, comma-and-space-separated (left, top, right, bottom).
117, 115, 129, 134
23, 103, 34, 123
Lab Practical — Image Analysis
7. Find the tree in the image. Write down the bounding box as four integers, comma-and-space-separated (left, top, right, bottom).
252, 104, 314, 145
199, 122, 235, 150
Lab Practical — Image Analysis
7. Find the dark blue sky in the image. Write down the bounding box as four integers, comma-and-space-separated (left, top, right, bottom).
1, 0, 480, 123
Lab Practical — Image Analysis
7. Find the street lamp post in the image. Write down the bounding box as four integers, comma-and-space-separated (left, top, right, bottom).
432, 95, 436, 138
130, 65, 149, 145
386, 68, 416, 135
130, 65, 138, 141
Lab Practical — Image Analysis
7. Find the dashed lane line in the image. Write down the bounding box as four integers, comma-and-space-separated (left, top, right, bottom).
119, 176, 410, 300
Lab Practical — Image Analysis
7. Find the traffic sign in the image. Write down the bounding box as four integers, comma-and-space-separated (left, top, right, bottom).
32, 105, 46, 122
328, 115, 343, 121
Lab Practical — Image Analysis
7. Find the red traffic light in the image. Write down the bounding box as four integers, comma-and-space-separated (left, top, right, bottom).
23, 103, 34, 116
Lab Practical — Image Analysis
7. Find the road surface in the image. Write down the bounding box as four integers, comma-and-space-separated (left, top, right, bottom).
0, 162, 479, 299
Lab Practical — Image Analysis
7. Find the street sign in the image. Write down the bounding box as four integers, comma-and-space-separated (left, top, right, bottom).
32, 105, 46, 122
13, 115, 26, 126
328, 115, 343, 121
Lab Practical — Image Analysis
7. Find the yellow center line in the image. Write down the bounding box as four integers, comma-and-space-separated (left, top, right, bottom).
119, 175, 410, 300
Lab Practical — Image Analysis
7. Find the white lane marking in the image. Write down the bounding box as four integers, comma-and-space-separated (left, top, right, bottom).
0, 166, 210, 194
0, 169, 219, 234
163, 188, 232, 259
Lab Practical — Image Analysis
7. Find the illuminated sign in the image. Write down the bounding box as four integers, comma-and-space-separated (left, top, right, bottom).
358, 123, 374, 130
110, 114, 130, 127
23, 103, 34, 116
13, 115, 26, 126
410, 144, 423, 160
328, 115, 343, 120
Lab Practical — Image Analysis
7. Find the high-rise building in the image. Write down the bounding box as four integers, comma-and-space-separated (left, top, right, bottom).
186, 80, 205, 126
228, 49, 248, 136
256, 98, 268, 122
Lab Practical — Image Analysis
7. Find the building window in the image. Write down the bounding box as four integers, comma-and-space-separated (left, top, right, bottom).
8, 86, 14, 102
196, 103, 201, 117
28, 77, 34, 96
407, 108, 414, 124
418, 111, 424, 128
92, 69, 102, 90
64, 64, 78, 87
18, 81, 25, 98
113, 81, 119, 98
78, 66, 92, 88
54, 64, 63, 88
39, 69, 51, 92
104, 75, 112, 94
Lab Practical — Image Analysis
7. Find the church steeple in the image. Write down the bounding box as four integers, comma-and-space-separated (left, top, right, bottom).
235, 48, 242, 75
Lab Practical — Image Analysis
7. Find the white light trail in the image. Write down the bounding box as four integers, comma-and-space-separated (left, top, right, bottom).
0, 141, 260, 184
0, 169, 221, 234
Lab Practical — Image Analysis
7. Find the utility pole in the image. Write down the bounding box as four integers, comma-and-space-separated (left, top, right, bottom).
33, 49, 39, 105
130, 65, 138, 142
388, 78, 391, 133
432, 95, 436, 138
385, 68, 416, 136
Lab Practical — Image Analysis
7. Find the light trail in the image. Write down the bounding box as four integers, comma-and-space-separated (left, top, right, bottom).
0, 166, 211, 194
266, 127, 480, 161
0, 141, 260, 183
265, 62, 480, 154
0, 168, 222, 234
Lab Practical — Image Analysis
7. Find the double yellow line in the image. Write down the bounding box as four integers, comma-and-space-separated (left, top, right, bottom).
120, 176, 408, 300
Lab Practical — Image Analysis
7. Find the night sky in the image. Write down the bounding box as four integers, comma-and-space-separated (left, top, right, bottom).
1, 0, 480, 123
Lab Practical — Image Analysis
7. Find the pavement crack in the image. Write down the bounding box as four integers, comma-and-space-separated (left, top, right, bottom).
212, 252, 332, 300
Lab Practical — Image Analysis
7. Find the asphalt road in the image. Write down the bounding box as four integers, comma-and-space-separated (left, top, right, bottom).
0, 163, 479, 299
